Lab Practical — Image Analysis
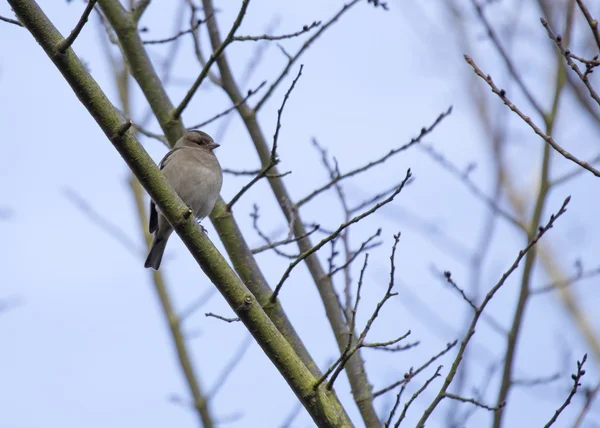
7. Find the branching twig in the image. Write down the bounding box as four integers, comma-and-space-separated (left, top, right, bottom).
226, 66, 303, 210
374, 342, 457, 398
541, 18, 600, 108
416, 197, 571, 427
271, 171, 412, 302
465, 54, 600, 178
172, 0, 249, 119
254, 0, 362, 111
250, 205, 319, 258
296, 108, 451, 207
321, 234, 412, 390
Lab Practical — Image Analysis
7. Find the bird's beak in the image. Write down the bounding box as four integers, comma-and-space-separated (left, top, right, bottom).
208, 142, 220, 150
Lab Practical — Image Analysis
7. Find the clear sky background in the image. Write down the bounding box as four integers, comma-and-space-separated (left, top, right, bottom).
1, 0, 600, 427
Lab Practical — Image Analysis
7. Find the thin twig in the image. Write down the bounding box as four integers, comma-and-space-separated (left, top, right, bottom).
444, 393, 504, 412
326, 234, 406, 390
543, 354, 587, 427
470, 0, 545, 116
395, 366, 443, 427
541, 18, 600, 108
172, 0, 249, 119
419, 144, 525, 231
374, 341, 458, 398
56, 0, 98, 54
532, 264, 600, 294
234, 21, 321, 41
143, 18, 204, 44
0, 14, 23, 27
296, 107, 451, 207
572, 381, 600, 428
466, 54, 600, 177
205, 312, 240, 323
188, 81, 266, 129
226, 66, 303, 211
575, 0, 600, 50
255, 0, 362, 111
251, 205, 319, 257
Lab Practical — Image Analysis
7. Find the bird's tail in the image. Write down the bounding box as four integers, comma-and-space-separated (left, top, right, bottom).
144, 236, 168, 270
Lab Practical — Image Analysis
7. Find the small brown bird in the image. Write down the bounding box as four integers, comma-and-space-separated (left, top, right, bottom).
144, 130, 223, 270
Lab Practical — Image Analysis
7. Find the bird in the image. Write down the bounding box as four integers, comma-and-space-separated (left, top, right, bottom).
144, 130, 223, 270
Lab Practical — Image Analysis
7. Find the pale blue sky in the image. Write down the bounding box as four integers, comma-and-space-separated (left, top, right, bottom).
1, 1, 599, 427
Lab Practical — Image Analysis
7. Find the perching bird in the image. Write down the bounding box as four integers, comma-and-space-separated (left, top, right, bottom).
144, 130, 223, 270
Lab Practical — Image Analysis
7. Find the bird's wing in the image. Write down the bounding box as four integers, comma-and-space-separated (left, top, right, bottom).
158, 147, 183, 170
149, 201, 158, 234
149, 147, 184, 233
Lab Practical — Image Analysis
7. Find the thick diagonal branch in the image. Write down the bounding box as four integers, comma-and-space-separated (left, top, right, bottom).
10, 2, 352, 426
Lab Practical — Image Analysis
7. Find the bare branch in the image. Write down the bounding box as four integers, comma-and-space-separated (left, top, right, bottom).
469, 0, 545, 116
572, 381, 600, 428
416, 197, 571, 427
444, 393, 504, 412
271, 171, 412, 302
374, 342, 457, 398
418, 144, 525, 231
384, 368, 412, 428
575, 0, 600, 50
255, 0, 362, 111
465, 54, 600, 178
142, 18, 204, 44
205, 312, 240, 323
234, 21, 321, 41
544, 354, 587, 428
172, 0, 250, 119
296, 107, 451, 208
395, 366, 443, 427
0, 14, 23, 27
541, 18, 600, 107
227, 66, 303, 211
326, 234, 408, 390
532, 264, 600, 294
56, 0, 98, 54
250, 205, 319, 258
188, 81, 266, 130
